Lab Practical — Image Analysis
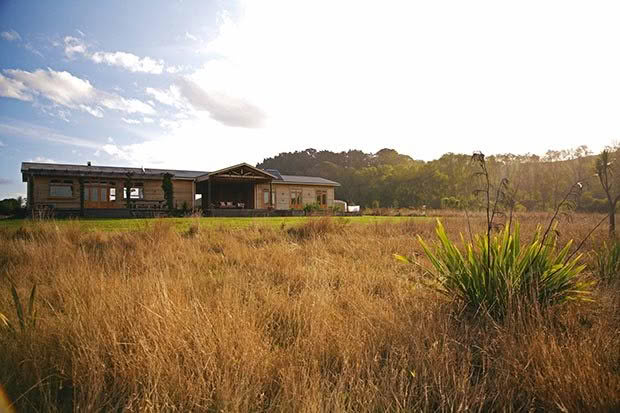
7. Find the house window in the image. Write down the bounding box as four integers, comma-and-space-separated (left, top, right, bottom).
290, 189, 303, 208
316, 190, 327, 207
124, 183, 144, 199
124, 187, 144, 199
263, 189, 275, 206
110, 188, 116, 201
49, 181, 73, 198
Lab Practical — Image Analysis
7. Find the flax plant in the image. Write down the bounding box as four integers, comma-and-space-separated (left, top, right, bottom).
416, 220, 591, 318
1, 280, 37, 334
595, 241, 620, 283
407, 152, 593, 318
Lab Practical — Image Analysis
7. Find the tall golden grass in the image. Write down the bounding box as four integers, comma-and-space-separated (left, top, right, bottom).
0, 214, 618, 412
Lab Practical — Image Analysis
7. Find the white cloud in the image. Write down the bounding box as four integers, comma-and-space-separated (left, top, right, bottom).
61, 35, 168, 74
6, 0, 620, 169
145, 85, 184, 108
0, 121, 100, 149
1, 30, 21, 42
185, 31, 199, 42
142, 117, 154, 123
165, 65, 184, 74
55, 109, 71, 122
146, 74, 266, 128
79, 104, 104, 118
100, 96, 155, 115
5, 68, 95, 107
24, 43, 44, 58
91, 51, 165, 74
1, 68, 155, 117
93, 112, 283, 170
0, 140, 5, 147
29, 156, 57, 163
171, 0, 620, 159
0, 73, 32, 101
121, 117, 141, 124
159, 119, 180, 130
63, 36, 87, 58
175, 77, 265, 128
101, 143, 134, 161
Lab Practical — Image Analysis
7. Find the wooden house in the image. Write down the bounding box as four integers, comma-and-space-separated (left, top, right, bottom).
21, 161, 340, 217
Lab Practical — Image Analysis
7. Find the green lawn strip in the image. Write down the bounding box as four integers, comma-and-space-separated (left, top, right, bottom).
0, 215, 426, 232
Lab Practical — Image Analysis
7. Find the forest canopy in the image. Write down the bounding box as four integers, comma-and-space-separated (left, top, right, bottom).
257, 145, 619, 212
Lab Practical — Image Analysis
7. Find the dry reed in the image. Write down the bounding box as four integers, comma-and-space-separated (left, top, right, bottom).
0, 214, 618, 412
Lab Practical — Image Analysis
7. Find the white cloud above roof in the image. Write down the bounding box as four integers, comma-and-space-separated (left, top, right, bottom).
91, 51, 164, 74
1, 68, 155, 117
62, 34, 167, 74
6, 68, 95, 107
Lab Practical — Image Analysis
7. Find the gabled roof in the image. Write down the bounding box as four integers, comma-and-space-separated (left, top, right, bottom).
195, 163, 275, 182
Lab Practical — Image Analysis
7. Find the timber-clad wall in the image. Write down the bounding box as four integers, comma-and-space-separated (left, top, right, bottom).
32, 176, 81, 209
255, 183, 335, 210
172, 180, 194, 209
30, 176, 194, 210
135, 180, 193, 208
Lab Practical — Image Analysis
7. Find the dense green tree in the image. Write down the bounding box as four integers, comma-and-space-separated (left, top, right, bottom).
257, 145, 611, 212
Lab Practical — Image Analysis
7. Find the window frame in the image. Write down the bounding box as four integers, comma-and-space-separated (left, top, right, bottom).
49, 183, 74, 198
290, 189, 303, 208
263, 189, 275, 207
316, 189, 327, 207
124, 183, 145, 200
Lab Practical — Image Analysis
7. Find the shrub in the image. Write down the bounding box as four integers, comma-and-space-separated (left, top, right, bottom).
440, 196, 460, 209
0, 197, 25, 217
412, 220, 592, 318
303, 202, 320, 214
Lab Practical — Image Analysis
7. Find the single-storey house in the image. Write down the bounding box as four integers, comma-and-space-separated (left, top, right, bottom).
21, 161, 340, 218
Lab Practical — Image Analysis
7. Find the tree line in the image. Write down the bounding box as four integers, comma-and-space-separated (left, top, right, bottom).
257, 145, 619, 213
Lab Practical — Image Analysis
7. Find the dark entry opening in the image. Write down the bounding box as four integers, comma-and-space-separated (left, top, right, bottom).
198, 180, 255, 209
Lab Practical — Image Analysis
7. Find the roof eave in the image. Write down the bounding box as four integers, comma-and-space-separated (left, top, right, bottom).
207, 162, 277, 179
20, 168, 197, 180
273, 181, 340, 187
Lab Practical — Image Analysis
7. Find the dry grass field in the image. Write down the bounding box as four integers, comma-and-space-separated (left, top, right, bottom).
0, 213, 619, 412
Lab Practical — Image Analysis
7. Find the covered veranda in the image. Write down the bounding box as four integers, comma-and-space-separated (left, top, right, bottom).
195, 163, 275, 216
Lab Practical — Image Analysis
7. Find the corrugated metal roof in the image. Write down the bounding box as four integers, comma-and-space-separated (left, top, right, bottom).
263, 169, 283, 180
21, 162, 340, 186
278, 175, 340, 186
21, 162, 208, 179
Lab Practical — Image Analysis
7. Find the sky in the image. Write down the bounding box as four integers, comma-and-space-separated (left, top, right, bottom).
1, 0, 620, 199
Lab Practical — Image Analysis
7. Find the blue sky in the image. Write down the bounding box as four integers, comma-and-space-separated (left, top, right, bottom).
1, 0, 620, 199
